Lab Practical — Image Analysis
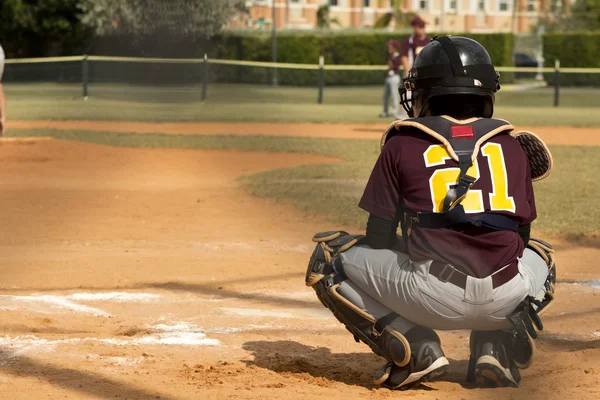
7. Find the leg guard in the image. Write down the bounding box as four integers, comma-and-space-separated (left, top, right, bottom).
305, 234, 411, 368
467, 238, 556, 386
306, 231, 364, 287
306, 231, 449, 389
527, 238, 556, 316
502, 237, 556, 371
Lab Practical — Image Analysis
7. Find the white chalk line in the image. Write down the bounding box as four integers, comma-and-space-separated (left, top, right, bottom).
0, 321, 283, 359
0, 292, 163, 317
0, 289, 321, 318
543, 332, 600, 342
0, 323, 221, 358
564, 280, 600, 289
67, 292, 161, 302
1, 295, 111, 317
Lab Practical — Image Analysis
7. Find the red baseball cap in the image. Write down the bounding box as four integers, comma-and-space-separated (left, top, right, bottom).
410, 16, 426, 27
386, 40, 400, 49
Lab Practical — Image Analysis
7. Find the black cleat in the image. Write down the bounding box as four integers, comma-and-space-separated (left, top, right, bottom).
374, 339, 449, 390
470, 331, 520, 388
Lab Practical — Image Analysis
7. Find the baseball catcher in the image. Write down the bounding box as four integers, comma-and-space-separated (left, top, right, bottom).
306, 36, 555, 390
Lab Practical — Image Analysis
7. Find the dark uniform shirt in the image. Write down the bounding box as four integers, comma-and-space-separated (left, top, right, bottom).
359, 128, 536, 278
400, 35, 431, 65
388, 52, 402, 75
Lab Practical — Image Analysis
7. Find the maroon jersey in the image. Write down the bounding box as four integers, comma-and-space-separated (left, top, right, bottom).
401, 35, 431, 67
359, 126, 536, 278
388, 51, 402, 75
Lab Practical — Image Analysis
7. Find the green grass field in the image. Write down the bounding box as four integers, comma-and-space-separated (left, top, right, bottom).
8, 128, 599, 237
5, 83, 600, 126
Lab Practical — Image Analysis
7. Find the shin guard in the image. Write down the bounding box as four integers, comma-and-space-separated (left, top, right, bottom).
306, 239, 411, 368
315, 274, 411, 367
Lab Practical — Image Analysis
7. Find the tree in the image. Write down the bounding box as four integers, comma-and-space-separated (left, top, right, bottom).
0, 0, 89, 57
563, 0, 600, 29
79, 0, 245, 39
316, 4, 340, 29
372, 0, 417, 29
541, 0, 600, 31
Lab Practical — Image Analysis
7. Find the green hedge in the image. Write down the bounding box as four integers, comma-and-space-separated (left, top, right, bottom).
543, 32, 600, 86
215, 31, 514, 66
19, 31, 509, 87
211, 32, 515, 86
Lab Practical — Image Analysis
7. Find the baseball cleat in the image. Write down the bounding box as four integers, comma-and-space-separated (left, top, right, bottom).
374, 339, 450, 390
475, 355, 519, 388
469, 331, 521, 388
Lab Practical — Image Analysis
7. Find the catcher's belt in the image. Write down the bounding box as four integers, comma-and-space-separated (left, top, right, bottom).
429, 260, 518, 290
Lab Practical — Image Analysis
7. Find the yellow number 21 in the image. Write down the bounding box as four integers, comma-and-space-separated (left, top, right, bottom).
424, 143, 516, 214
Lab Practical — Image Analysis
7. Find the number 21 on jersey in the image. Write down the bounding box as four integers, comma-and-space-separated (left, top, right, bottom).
424, 143, 516, 213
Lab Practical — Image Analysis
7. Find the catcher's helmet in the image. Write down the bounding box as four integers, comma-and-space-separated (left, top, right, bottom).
400, 36, 501, 118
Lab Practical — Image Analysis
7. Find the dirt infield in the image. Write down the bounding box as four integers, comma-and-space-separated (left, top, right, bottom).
9, 120, 600, 146
0, 126, 599, 399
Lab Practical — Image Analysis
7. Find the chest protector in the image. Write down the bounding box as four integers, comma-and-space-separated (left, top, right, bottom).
381, 116, 553, 231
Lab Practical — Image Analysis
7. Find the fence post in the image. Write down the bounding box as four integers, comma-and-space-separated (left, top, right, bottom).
202, 54, 208, 103
318, 55, 325, 104
271, 0, 278, 87
553, 59, 560, 107
82, 54, 89, 99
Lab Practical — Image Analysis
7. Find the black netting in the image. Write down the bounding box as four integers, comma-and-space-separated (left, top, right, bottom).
4, 61, 81, 83
3, 58, 599, 109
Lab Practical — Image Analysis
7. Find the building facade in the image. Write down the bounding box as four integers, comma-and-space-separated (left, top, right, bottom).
230, 0, 571, 33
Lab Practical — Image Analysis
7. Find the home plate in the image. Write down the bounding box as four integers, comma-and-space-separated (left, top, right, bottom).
219, 307, 331, 319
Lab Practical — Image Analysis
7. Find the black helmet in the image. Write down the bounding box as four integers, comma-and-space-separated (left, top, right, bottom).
400, 36, 501, 118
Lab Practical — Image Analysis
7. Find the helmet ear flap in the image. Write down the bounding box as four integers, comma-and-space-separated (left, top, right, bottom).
399, 81, 415, 118
405, 68, 418, 90
399, 69, 418, 118
403, 78, 416, 91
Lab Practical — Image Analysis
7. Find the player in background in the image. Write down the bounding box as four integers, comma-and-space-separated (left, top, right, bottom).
0, 43, 5, 136
380, 40, 403, 119
400, 16, 431, 77
392, 16, 431, 121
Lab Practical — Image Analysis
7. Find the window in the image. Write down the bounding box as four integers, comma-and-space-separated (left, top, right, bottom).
475, 0, 486, 25
527, 0, 535, 11
498, 0, 510, 11
363, 0, 371, 6
329, 0, 339, 6
448, 0, 457, 10
413, 0, 428, 11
